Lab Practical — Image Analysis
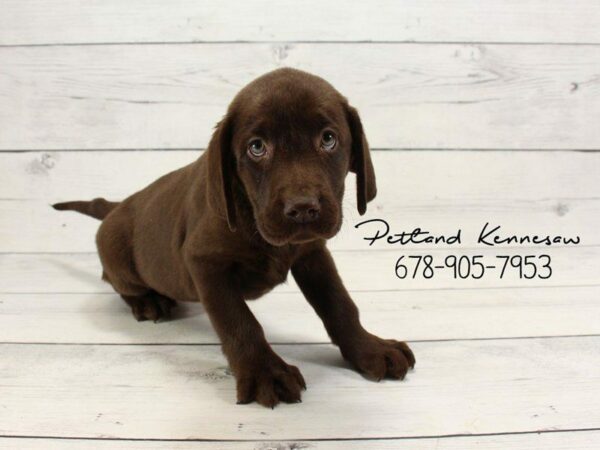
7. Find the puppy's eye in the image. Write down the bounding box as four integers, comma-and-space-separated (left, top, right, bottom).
321, 130, 337, 151
247, 139, 267, 158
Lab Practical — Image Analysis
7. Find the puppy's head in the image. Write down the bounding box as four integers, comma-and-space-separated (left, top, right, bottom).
207, 68, 376, 246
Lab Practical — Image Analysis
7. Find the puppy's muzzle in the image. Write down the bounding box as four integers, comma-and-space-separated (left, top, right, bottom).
283, 196, 320, 224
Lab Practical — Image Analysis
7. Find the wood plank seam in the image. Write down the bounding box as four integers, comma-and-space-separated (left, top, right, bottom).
2, 334, 600, 346
4, 41, 600, 48
2, 148, 600, 153
2, 426, 600, 443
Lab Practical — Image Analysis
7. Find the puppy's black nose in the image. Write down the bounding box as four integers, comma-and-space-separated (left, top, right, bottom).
284, 196, 320, 224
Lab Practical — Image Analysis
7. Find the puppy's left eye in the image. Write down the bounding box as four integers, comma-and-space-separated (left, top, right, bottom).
320, 130, 337, 151
247, 138, 267, 158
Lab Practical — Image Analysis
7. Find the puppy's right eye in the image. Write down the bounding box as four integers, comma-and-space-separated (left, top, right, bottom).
320, 130, 337, 151
247, 139, 267, 158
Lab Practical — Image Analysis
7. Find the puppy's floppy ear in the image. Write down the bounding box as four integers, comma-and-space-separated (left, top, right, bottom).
346, 104, 377, 215
206, 113, 237, 231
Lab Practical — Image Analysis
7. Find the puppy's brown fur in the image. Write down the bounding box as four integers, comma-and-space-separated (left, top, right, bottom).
54, 68, 415, 407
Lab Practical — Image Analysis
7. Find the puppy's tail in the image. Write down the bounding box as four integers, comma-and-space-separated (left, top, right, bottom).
52, 198, 119, 220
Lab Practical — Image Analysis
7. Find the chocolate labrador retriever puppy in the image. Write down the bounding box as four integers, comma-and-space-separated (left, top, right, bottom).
53, 68, 415, 407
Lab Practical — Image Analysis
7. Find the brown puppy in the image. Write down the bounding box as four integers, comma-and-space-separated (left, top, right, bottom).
53, 68, 415, 407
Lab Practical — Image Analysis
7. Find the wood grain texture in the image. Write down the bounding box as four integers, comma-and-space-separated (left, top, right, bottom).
3, 431, 600, 450
1, 246, 597, 294
1, 151, 597, 252
4, 150, 598, 200
5, 197, 596, 252
1, 338, 599, 440
1, 0, 599, 45
1, 44, 599, 150
1, 286, 599, 344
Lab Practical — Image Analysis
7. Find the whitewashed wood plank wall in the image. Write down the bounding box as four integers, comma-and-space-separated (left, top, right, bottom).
2, 44, 600, 150
1, 0, 599, 45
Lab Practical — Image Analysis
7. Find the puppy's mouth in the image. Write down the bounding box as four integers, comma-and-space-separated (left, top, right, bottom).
257, 218, 341, 247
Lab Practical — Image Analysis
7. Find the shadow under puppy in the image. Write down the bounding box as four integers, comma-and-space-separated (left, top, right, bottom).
53, 68, 415, 407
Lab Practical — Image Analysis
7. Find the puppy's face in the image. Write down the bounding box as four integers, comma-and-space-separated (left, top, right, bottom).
208, 68, 376, 246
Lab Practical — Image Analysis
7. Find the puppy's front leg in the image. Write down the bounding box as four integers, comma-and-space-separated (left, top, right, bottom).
292, 246, 415, 380
188, 260, 306, 407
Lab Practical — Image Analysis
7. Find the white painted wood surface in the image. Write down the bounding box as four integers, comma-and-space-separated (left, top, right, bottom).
1, 246, 597, 294
1, 44, 599, 150
2, 431, 600, 450
1, 286, 599, 344
4, 196, 598, 252
1, 0, 599, 45
4, 151, 599, 201
1, 151, 597, 252
1, 338, 599, 440
1, 1, 599, 448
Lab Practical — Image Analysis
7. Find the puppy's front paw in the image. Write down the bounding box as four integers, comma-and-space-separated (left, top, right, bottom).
343, 334, 415, 381
235, 354, 306, 408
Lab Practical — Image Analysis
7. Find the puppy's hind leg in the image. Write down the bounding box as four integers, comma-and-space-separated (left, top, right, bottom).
121, 292, 177, 323
97, 211, 177, 323
101, 270, 176, 322
102, 269, 178, 322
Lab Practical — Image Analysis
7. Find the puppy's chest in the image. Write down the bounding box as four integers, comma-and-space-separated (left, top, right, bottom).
235, 249, 295, 299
